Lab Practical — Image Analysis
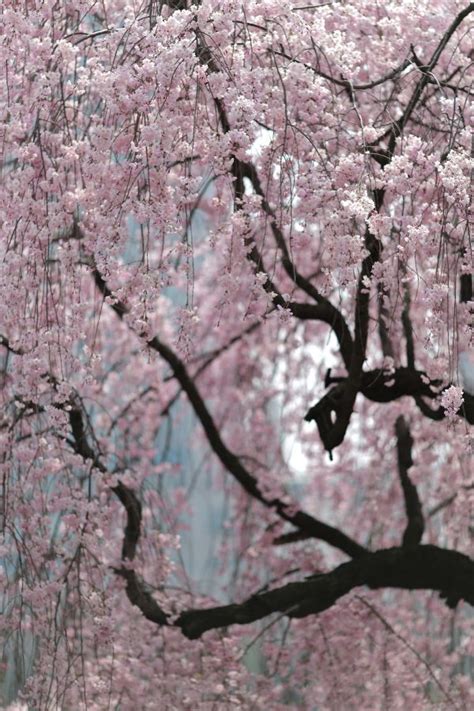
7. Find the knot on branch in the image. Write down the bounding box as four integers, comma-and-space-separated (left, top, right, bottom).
304, 382, 353, 456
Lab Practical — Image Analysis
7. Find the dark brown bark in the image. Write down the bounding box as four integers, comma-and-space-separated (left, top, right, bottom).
149, 546, 474, 640
395, 416, 424, 546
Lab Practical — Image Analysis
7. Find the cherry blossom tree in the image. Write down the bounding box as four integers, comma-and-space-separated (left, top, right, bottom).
1, 0, 473, 707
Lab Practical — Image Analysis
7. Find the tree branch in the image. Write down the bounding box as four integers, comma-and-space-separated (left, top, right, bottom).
370, 4, 474, 164
0, 334, 24, 355
460, 273, 472, 304
168, 545, 474, 639
395, 416, 424, 547
245, 235, 354, 368
67, 400, 169, 624
92, 266, 367, 558
64, 405, 474, 647
306, 368, 474, 453
195, 34, 354, 370
273, 47, 412, 92
401, 280, 416, 369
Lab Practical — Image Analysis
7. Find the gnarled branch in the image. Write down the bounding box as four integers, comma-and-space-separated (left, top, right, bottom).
130, 545, 474, 640
306, 368, 474, 454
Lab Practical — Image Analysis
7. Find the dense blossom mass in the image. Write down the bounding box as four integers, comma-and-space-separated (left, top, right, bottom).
0, 0, 473, 708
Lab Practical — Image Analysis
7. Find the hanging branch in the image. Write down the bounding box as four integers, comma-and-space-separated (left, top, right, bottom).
364, 3, 474, 167
196, 34, 355, 371
395, 416, 424, 546
67, 400, 169, 625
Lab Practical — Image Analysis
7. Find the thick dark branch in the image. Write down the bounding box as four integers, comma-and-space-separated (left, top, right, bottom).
117, 568, 168, 625
417, 391, 474, 424
460, 273, 472, 304
377, 282, 395, 359
289, 302, 353, 370
395, 416, 424, 546
304, 382, 354, 454
360, 367, 438, 402
273, 530, 312, 545
173, 546, 474, 639
401, 281, 416, 368
68, 406, 105, 470
303, 365, 433, 456
414, 395, 445, 420
92, 267, 367, 559
353, 228, 383, 371
306, 368, 474, 453
112, 482, 142, 562
298, 229, 383, 453
113, 479, 167, 628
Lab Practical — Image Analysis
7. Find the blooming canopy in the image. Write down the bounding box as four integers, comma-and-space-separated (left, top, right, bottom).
0, 0, 473, 708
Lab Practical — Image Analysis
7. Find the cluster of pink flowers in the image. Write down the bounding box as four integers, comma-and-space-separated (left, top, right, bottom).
0, 0, 472, 707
